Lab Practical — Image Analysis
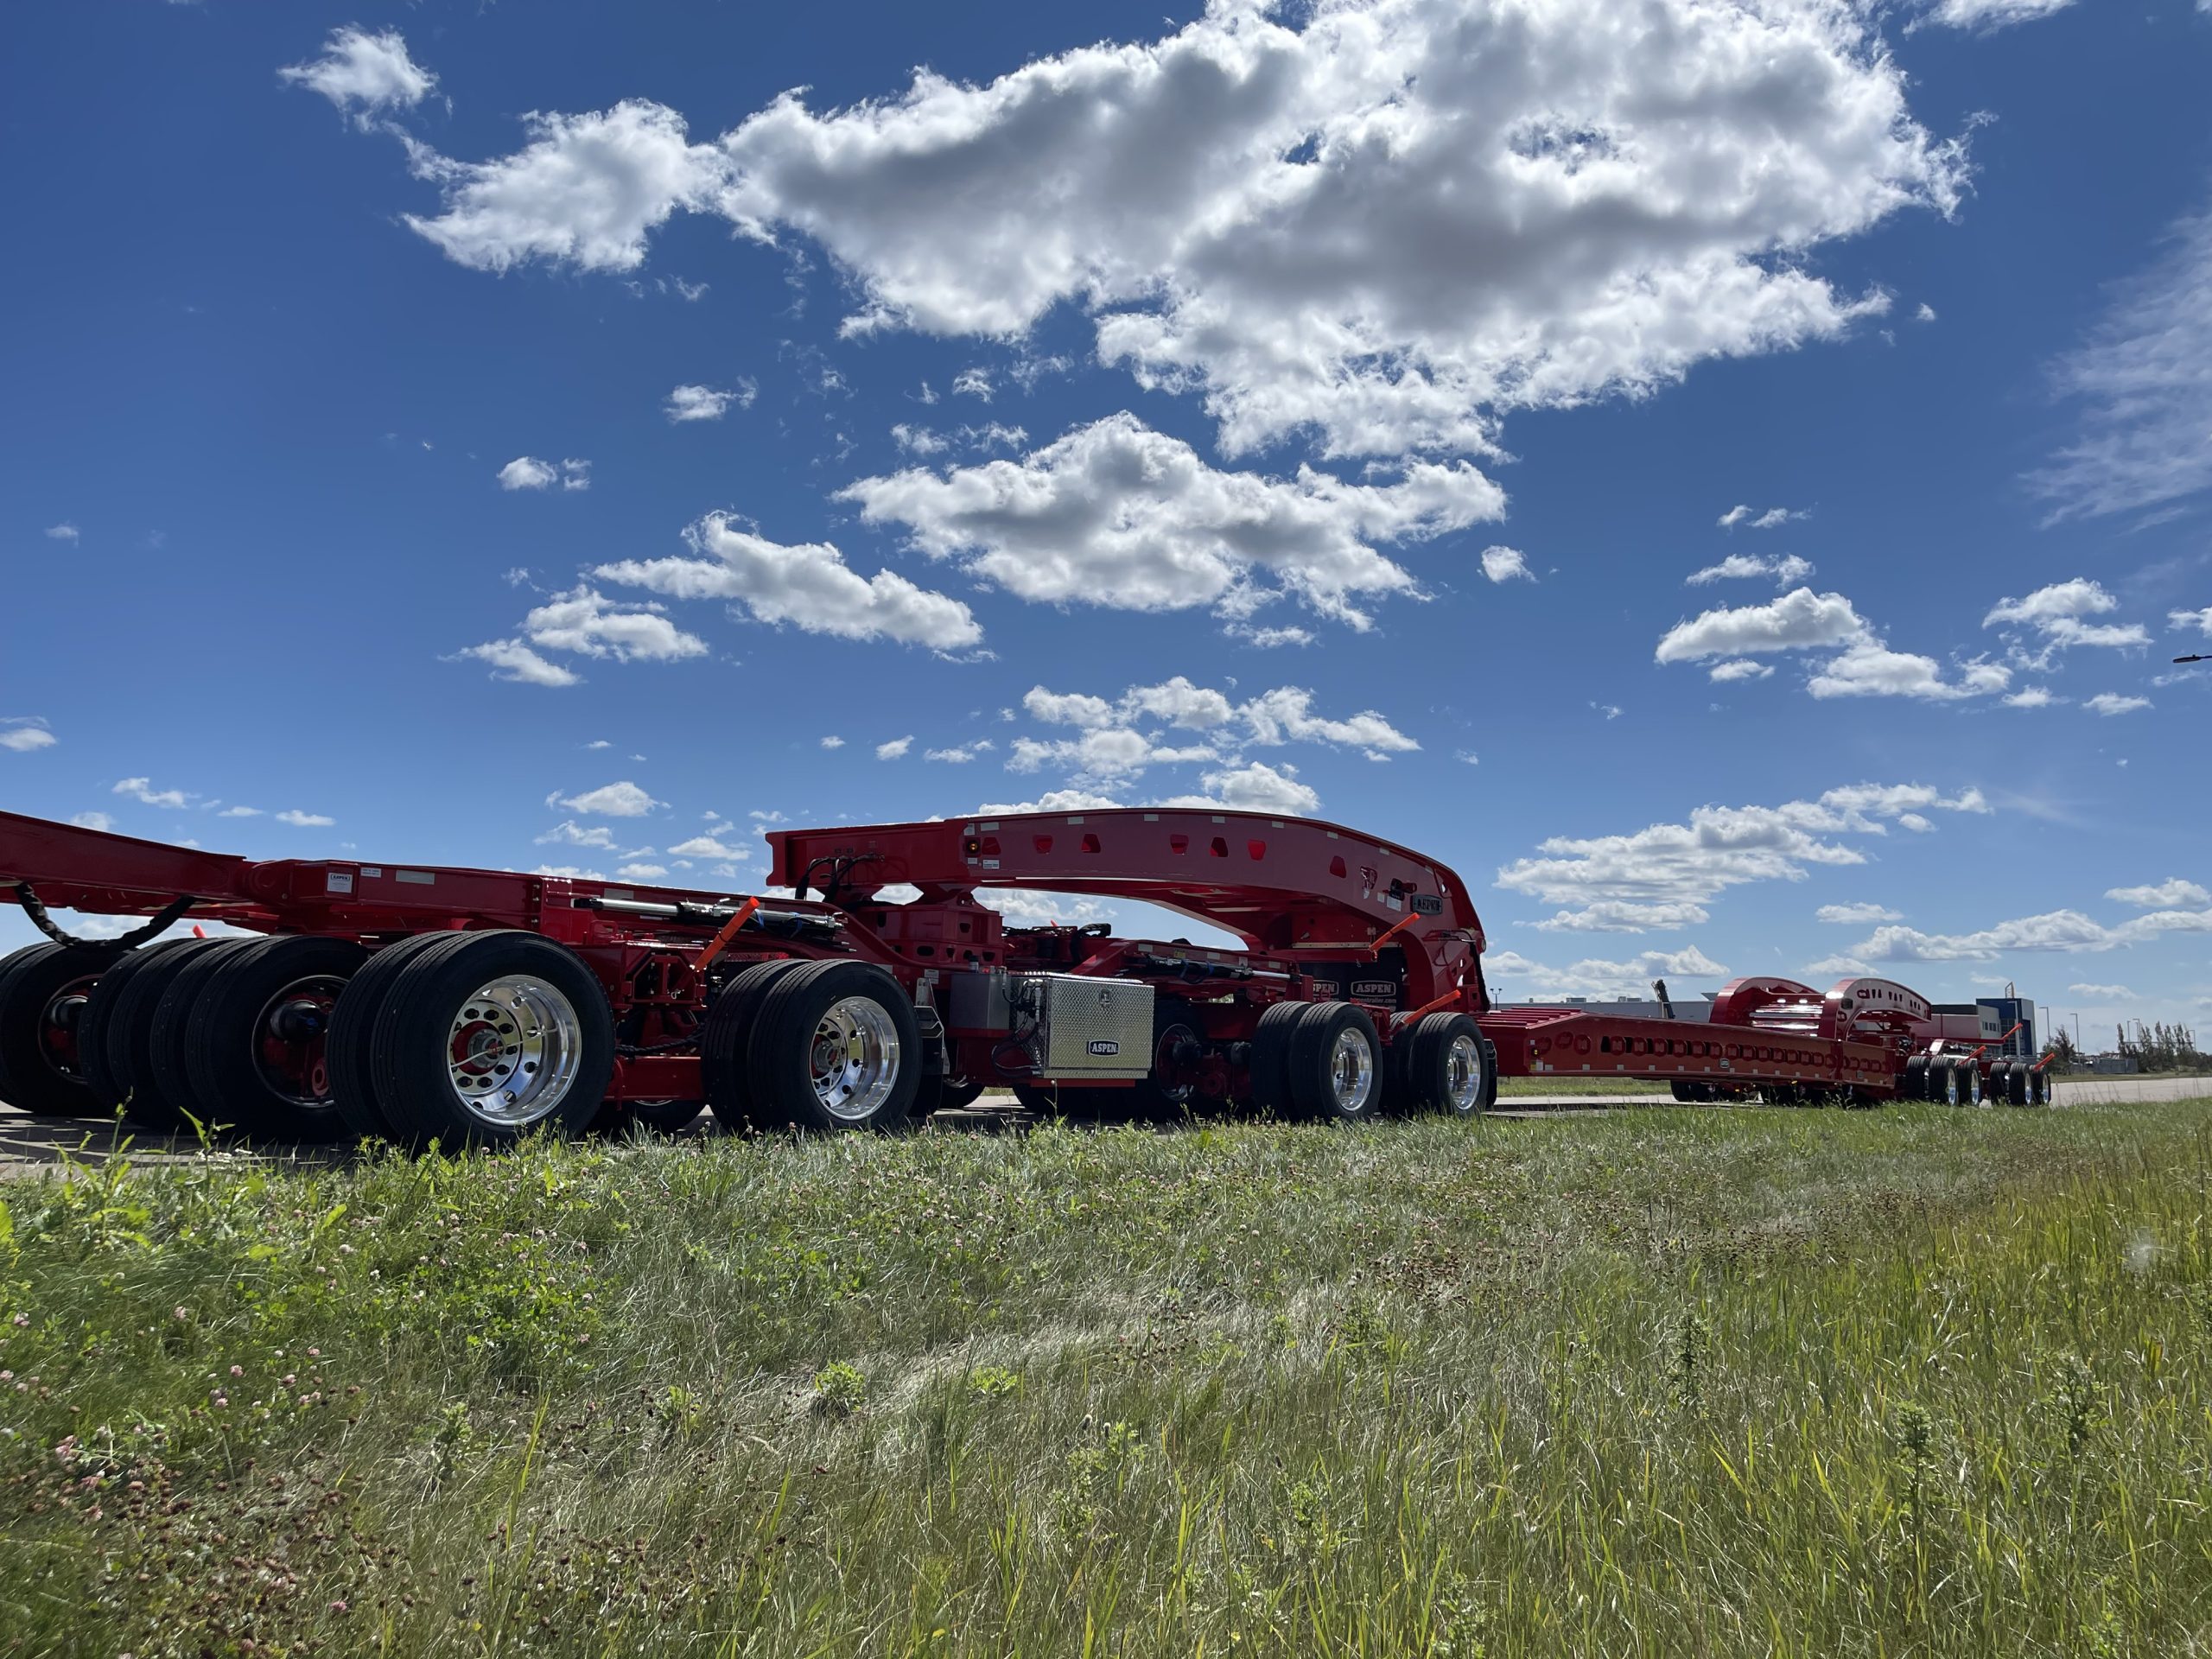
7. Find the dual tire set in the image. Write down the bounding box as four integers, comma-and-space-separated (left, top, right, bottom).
0, 931, 616, 1146
1242, 1001, 1498, 1122
1903, 1054, 2050, 1107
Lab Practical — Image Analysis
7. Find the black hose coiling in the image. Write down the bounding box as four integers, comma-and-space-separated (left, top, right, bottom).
13, 882, 194, 950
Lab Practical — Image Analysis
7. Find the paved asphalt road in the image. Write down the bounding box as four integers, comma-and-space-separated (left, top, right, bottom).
3, 1075, 2206, 1174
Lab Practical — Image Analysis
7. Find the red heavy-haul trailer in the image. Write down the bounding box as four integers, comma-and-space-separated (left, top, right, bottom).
0, 805, 2051, 1144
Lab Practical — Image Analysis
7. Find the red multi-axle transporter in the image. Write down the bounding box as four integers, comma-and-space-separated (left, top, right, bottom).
0, 804, 2049, 1144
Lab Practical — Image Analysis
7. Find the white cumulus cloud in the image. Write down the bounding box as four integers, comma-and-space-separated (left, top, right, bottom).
2107, 878, 2209, 908
279, 26, 436, 125
1983, 578, 2150, 654
1834, 904, 2212, 963
1479, 546, 1532, 583
875, 736, 913, 760
388, 0, 1963, 463
1656, 588, 1867, 663
275, 810, 335, 828
453, 639, 581, 688
839, 413, 1499, 631
549, 781, 663, 817
1816, 902, 1902, 925
498, 455, 591, 492
1486, 944, 1729, 1001
455, 588, 706, 686
44, 523, 79, 543
112, 777, 191, 809
1497, 782, 1986, 931
597, 512, 981, 651
1716, 505, 1809, 531
665, 384, 744, 422
2083, 692, 2150, 716
1660, 587, 2008, 702
1, 718, 57, 753
1168, 760, 1319, 817
1688, 553, 1815, 587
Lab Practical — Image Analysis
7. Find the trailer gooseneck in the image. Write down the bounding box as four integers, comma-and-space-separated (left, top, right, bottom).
0, 805, 2051, 1144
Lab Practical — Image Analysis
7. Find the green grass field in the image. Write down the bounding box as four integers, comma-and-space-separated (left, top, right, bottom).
3, 1099, 2209, 1656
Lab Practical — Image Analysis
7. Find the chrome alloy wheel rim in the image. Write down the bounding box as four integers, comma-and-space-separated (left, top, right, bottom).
444, 975, 583, 1127
1444, 1033, 1483, 1113
809, 995, 901, 1122
1328, 1026, 1375, 1115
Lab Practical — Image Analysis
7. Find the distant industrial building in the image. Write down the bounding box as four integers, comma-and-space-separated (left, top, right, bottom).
1935, 996, 2037, 1059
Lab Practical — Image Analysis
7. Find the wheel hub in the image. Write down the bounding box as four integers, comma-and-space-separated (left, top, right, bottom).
443, 974, 583, 1127
1328, 1026, 1374, 1114
251, 976, 349, 1107
807, 995, 899, 1122
1444, 1033, 1482, 1112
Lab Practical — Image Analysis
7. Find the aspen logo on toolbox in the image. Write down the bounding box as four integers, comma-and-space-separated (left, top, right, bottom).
1088, 1040, 1121, 1056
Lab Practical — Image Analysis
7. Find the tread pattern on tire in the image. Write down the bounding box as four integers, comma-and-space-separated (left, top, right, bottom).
1246, 1001, 1308, 1115
77, 939, 196, 1109
143, 939, 265, 1132
96, 938, 232, 1128
181, 935, 365, 1143
326, 933, 461, 1140
702, 958, 808, 1130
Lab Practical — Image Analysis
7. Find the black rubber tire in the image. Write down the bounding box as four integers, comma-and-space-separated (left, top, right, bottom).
929, 1077, 988, 1111
702, 958, 810, 1130
1399, 1012, 1490, 1116
2000, 1060, 2029, 1106
143, 939, 266, 1133
2031, 1067, 2053, 1106
1287, 1001, 1383, 1123
1246, 1001, 1308, 1115
1009, 1082, 1059, 1115
368, 930, 615, 1149
78, 939, 198, 1109
181, 936, 366, 1143
1476, 1037, 1499, 1111
95, 938, 232, 1128
1904, 1056, 1929, 1100
0, 942, 120, 1116
744, 959, 920, 1133
325, 933, 459, 1141
1124, 995, 1203, 1122
604, 1098, 702, 1135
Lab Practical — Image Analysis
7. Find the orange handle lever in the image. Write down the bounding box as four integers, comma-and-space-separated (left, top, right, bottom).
695, 896, 760, 970
1369, 909, 1420, 957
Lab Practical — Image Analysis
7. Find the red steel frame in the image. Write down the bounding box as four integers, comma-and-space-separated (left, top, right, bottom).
0, 805, 2025, 1106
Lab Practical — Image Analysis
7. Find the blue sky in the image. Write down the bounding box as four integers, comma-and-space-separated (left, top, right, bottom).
3, 0, 2209, 1044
